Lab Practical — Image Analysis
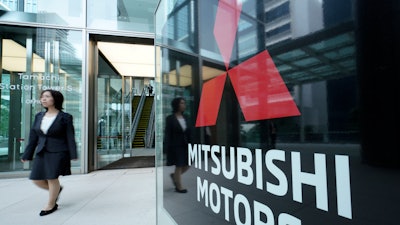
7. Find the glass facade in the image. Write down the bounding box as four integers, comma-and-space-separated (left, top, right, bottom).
0, 25, 83, 172
87, 0, 159, 33
155, 1, 400, 225
0, 0, 158, 175
0, 0, 85, 27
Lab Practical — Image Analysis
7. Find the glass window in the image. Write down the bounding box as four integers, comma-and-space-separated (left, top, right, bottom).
323, 0, 353, 27
156, 0, 197, 54
266, 23, 291, 38
87, 0, 158, 34
237, 14, 265, 62
265, 1, 290, 22
160, 49, 195, 116
0, 0, 84, 27
155, 47, 197, 225
0, 25, 83, 172
199, 0, 220, 61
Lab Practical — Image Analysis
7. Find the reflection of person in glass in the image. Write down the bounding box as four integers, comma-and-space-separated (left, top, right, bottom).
20, 90, 78, 216
164, 97, 191, 193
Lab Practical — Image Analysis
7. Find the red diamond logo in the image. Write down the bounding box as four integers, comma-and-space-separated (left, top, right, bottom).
214, 0, 243, 70
196, 0, 300, 127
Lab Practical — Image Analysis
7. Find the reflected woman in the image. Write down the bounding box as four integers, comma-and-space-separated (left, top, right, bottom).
164, 97, 191, 193
21, 89, 78, 216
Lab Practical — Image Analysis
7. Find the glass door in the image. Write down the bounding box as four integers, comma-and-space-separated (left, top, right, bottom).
93, 38, 156, 169
96, 75, 124, 168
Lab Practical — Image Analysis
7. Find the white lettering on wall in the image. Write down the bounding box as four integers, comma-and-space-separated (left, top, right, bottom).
18, 73, 60, 81
202, 144, 210, 171
255, 149, 263, 190
237, 147, 253, 185
197, 176, 208, 207
292, 152, 328, 211
266, 149, 288, 196
221, 186, 233, 221
278, 213, 302, 225
254, 200, 274, 225
196, 177, 302, 224
188, 144, 198, 168
221, 146, 235, 180
234, 194, 251, 225
335, 155, 352, 219
211, 145, 221, 175
189, 144, 353, 220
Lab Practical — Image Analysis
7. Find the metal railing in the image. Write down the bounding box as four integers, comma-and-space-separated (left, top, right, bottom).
145, 100, 155, 148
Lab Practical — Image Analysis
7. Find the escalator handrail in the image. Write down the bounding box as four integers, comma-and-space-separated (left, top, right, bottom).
145, 100, 155, 148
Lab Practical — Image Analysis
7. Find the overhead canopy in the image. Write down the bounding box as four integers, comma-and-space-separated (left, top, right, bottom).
268, 21, 355, 86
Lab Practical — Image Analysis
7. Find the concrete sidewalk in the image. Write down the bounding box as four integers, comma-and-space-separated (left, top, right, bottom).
0, 168, 156, 225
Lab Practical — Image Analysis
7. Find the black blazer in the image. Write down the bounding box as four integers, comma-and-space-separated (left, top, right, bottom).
164, 114, 191, 149
21, 111, 78, 160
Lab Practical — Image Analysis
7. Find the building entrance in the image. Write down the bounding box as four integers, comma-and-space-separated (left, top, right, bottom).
91, 36, 155, 170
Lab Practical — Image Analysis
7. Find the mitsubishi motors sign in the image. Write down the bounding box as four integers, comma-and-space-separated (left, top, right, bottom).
190, 2, 351, 224
157, 0, 400, 225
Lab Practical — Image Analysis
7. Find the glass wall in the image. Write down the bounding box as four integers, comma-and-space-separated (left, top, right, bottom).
87, 0, 159, 34
0, 25, 83, 172
155, 1, 400, 225
0, 0, 160, 176
0, 0, 84, 27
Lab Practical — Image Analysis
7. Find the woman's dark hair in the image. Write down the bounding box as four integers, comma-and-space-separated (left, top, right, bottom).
171, 97, 185, 113
40, 89, 64, 111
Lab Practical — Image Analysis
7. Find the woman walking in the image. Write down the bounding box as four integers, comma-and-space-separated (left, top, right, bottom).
164, 97, 191, 193
21, 89, 78, 216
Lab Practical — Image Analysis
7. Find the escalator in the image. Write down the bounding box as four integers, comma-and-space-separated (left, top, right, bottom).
131, 96, 140, 119
98, 86, 155, 153
132, 96, 154, 148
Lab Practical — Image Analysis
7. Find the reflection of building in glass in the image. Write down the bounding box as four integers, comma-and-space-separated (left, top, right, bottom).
0, 0, 37, 12
264, 0, 323, 46
261, 0, 356, 143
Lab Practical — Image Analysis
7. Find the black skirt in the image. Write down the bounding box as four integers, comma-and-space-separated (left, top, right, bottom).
167, 145, 188, 167
29, 150, 71, 180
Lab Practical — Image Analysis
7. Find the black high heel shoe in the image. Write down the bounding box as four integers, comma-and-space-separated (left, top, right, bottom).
175, 188, 188, 193
39, 204, 58, 216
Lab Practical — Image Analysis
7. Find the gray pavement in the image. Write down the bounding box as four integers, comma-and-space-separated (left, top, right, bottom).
0, 167, 156, 225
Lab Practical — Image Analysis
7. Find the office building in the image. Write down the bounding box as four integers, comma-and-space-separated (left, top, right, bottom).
0, 0, 399, 224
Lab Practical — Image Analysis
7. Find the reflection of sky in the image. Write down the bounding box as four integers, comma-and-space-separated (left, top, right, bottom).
37, 0, 83, 26
72, 43, 82, 60
241, 123, 256, 132
66, 31, 83, 61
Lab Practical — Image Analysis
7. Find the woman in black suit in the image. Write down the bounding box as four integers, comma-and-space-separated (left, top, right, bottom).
164, 97, 191, 193
21, 89, 78, 216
